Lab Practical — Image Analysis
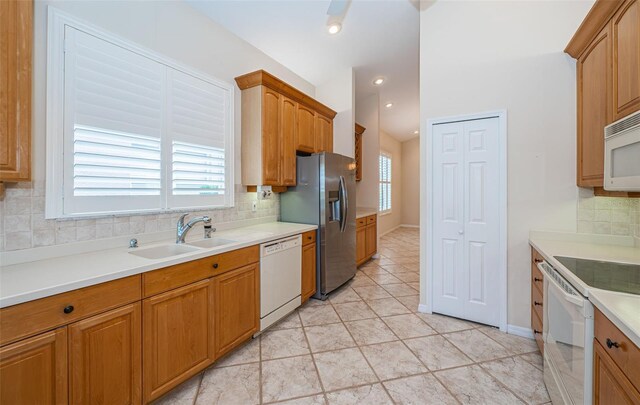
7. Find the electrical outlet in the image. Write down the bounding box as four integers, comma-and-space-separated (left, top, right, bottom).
252, 201, 257, 212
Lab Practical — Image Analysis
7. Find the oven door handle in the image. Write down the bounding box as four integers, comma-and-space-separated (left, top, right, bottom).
538, 262, 584, 307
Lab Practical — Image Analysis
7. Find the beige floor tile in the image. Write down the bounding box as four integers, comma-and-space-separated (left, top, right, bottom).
344, 318, 398, 345
396, 295, 420, 312
373, 257, 397, 267
333, 300, 378, 321
481, 356, 550, 404
435, 365, 525, 404
381, 314, 436, 339
325, 384, 392, 405
270, 310, 303, 330
272, 394, 327, 404
365, 297, 411, 317
196, 363, 260, 405
313, 348, 378, 391
261, 328, 310, 360
443, 329, 511, 362
328, 287, 362, 304
379, 263, 410, 274
214, 337, 260, 367
520, 352, 544, 371
478, 326, 539, 354
348, 274, 376, 287
416, 313, 476, 333
262, 355, 323, 403
381, 283, 419, 297
352, 285, 392, 300
367, 272, 403, 285
360, 341, 427, 380
152, 373, 201, 405
361, 266, 389, 276
404, 335, 473, 371
299, 304, 341, 326
383, 373, 458, 405
391, 257, 419, 265
305, 323, 356, 353
394, 272, 420, 283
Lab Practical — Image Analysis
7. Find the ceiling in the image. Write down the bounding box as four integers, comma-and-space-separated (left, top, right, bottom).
186, 0, 420, 142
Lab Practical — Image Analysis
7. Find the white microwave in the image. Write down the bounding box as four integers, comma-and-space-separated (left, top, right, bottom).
604, 110, 640, 191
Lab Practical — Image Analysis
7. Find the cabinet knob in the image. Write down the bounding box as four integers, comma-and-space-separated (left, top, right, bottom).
213, 263, 219, 269
534, 258, 543, 263
534, 329, 542, 335
534, 301, 543, 307
63, 305, 74, 314
534, 277, 543, 282
606, 338, 620, 349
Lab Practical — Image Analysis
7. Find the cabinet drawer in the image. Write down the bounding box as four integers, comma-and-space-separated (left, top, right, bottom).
143, 245, 259, 297
531, 307, 544, 354
531, 262, 544, 295
367, 215, 377, 224
356, 217, 367, 228
531, 281, 544, 323
0, 276, 141, 346
531, 247, 544, 265
595, 308, 640, 390
302, 230, 316, 246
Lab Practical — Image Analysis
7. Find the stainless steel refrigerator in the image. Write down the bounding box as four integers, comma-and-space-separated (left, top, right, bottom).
280, 152, 356, 300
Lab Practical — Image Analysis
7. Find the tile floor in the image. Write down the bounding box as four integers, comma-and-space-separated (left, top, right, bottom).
154, 227, 549, 405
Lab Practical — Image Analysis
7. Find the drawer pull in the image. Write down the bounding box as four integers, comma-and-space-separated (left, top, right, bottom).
606, 338, 620, 349
534, 258, 543, 263
534, 301, 543, 307
213, 263, 219, 269
63, 305, 74, 314
534, 329, 542, 335
307, 236, 312, 240
534, 277, 543, 282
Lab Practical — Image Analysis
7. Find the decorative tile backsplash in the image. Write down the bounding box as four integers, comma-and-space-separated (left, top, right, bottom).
0, 181, 279, 252
577, 188, 640, 237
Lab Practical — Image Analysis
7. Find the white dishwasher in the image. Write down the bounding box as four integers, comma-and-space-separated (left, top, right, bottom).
259, 235, 302, 332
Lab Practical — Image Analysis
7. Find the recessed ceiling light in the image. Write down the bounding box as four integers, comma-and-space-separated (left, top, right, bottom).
328, 23, 342, 35
414, 130, 419, 134
373, 77, 385, 86
385, 102, 393, 108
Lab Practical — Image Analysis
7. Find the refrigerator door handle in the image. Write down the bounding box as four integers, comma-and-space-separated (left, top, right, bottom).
339, 175, 347, 232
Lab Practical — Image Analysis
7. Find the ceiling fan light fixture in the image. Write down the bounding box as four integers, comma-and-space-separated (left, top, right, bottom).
373, 77, 385, 86
327, 22, 342, 34
385, 102, 393, 108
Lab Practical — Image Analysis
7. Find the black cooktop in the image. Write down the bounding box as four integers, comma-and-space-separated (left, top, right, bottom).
554, 256, 640, 295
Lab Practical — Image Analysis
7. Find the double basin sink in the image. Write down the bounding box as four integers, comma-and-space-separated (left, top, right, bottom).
128, 237, 236, 260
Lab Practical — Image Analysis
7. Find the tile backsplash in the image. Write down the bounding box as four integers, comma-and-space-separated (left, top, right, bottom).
577, 188, 640, 237
0, 181, 279, 252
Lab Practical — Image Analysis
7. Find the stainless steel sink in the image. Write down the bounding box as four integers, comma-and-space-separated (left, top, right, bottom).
129, 244, 201, 259
186, 238, 236, 249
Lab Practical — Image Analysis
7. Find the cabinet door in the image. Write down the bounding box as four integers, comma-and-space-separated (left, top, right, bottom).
577, 25, 612, 187
213, 263, 259, 358
594, 340, 640, 404
612, 0, 640, 120
315, 114, 333, 153
296, 105, 316, 153
365, 223, 377, 258
143, 279, 214, 403
355, 132, 363, 181
301, 243, 317, 301
281, 96, 297, 186
0, 0, 31, 182
262, 87, 281, 185
69, 303, 141, 405
0, 328, 67, 405
356, 226, 366, 265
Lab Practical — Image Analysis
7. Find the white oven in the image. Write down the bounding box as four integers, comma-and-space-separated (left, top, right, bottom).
604, 110, 640, 191
539, 261, 594, 405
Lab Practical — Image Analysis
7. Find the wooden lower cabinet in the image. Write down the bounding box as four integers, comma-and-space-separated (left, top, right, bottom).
356, 226, 366, 265
356, 215, 377, 266
365, 223, 377, 258
69, 303, 141, 405
0, 328, 68, 405
594, 339, 640, 404
143, 279, 215, 403
301, 243, 317, 302
213, 263, 259, 359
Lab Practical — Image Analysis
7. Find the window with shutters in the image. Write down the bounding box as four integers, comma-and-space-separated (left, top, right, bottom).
45, 13, 234, 218
379, 152, 392, 213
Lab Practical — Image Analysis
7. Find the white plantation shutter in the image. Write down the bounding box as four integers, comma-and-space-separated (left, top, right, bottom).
379, 152, 392, 213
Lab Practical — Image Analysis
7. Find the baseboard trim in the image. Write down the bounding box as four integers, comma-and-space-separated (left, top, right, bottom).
400, 224, 419, 228
417, 304, 429, 313
379, 225, 402, 237
507, 324, 534, 339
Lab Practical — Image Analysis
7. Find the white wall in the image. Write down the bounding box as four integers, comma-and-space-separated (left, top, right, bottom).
316, 68, 355, 158
0, 0, 316, 251
401, 137, 420, 226
378, 131, 403, 235
355, 94, 380, 211
420, 0, 594, 329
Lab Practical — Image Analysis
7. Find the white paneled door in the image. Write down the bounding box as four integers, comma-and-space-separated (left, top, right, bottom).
432, 117, 501, 327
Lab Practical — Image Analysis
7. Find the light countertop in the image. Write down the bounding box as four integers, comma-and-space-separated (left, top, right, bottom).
529, 231, 640, 348
356, 207, 377, 219
0, 222, 316, 308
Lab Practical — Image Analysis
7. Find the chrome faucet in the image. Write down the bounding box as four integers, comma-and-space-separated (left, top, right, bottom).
176, 214, 211, 244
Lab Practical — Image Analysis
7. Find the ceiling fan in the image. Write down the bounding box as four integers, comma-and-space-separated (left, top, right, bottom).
326, 0, 352, 34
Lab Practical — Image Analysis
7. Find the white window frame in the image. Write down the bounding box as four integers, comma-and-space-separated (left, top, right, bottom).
379, 151, 392, 215
45, 7, 234, 219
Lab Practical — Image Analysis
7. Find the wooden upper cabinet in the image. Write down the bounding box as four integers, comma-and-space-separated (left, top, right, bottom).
577, 25, 612, 187
612, 0, 640, 120
296, 105, 317, 153
281, 96, 297, 185
355, 124, 366, 182
0, 0, 32, 186
262, 87, 281, 186
315, 114, 333, 153
69, 303, 141, 405
0, 328, 68, 405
